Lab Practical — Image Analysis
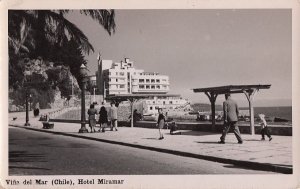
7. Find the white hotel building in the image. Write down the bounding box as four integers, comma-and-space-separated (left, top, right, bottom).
96, 57, 189, 114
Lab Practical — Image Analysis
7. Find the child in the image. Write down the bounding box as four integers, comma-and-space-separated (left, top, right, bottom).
258, 114, 273, 141
169, 121, 181, 135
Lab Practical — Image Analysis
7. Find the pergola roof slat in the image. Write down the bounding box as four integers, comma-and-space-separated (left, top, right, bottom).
193, 84, 271, 94
192, 84, 271, 135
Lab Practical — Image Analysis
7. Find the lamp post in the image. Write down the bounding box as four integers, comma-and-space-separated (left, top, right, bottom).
78, 64, 89, 133
93, 87, 96, 103
23, 76, 31, 126
24, 88, 30, 126
29, 94, 32, 111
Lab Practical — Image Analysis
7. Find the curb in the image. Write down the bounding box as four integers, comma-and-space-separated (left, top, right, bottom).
9, 124, 292, 174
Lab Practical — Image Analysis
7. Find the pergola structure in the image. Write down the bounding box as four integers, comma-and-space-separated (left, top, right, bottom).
193, 85, 271, 135
106, 94, 181, 128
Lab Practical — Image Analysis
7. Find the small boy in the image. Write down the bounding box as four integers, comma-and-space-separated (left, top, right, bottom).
258, 114, 273, 141
169, 121, 181, 135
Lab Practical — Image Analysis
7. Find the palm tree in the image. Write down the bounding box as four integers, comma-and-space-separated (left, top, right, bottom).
8, 10, 115, 90
8, 10, 116, 57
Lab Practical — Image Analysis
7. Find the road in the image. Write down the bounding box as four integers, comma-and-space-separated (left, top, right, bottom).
9, 127, 274, 175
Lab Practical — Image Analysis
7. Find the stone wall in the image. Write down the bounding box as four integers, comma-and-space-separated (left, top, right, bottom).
118, 121, 292, 136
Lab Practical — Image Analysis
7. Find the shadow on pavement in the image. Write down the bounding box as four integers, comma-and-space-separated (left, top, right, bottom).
195, 141, 219, 144
222, 164, 273, 173
244, 139, 262, 141
142, 137, 159, 140
9, 150, 47, 163
178, 131, 217, 136
196, 141, 240, 144
9, 166, 51, 171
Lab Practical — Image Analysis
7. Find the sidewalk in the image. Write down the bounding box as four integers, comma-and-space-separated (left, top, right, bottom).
8, 114, 292, 174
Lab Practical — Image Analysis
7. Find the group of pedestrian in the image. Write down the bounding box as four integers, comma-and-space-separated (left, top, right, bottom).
87, 94, 273, 142
87, 102, 119, 133
156, 93, 273, 142
218, 93, 273, 144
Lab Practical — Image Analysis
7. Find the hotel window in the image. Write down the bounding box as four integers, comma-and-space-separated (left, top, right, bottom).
120, 85, 125, 88
163, 101, 166, 105
170, 101, 173, 104
151, 79, 155, 83
156, 85, 160, 89
151, 85, 155, 89
120, 72, 124, 76
139, 79, 144, 83
146, 79, 150, 83
156, 79, 160, 83
116, 72, 118, 76
146, 85, 150, 89
109, 78, 111, 82
139, 85, 144, 89
116, 79, 118, 82
149, 106, 153, 110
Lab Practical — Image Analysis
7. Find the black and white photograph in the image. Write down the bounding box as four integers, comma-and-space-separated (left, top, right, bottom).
1, 0, 299, 189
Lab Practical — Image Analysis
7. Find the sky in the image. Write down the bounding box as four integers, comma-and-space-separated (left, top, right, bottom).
67, 9, 292, 107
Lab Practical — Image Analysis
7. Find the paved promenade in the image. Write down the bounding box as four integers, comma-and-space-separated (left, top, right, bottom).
8, 112, 292, 174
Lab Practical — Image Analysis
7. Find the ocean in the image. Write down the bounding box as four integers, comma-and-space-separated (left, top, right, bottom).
195, 105, 292, 121
240, 106, 292, 121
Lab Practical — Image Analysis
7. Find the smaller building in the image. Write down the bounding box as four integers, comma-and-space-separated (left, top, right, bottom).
144, 96, 190, 115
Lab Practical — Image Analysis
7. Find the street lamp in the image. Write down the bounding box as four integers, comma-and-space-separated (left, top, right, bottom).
24, 77, 30, 126
24, 88, 30, 126
93, 87, 96, 103
29, 94, 32, 111
78, 64, 89, 133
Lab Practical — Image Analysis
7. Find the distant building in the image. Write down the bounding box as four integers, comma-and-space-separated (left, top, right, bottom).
144, 96, 190, 114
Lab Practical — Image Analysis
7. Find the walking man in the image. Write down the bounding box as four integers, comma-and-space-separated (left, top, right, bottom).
110, 102, 118, 131
218, 93, 243, 144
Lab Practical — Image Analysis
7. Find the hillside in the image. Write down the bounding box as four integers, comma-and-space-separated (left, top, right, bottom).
9, 58, 81, 111
191, 103, 223, 112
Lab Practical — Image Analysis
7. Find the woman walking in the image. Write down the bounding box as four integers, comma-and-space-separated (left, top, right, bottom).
99, 106, 108, 132
157, 108, 166, 140
87, 104, 97, 133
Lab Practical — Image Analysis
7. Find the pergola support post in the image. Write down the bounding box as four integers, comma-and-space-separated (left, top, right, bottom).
129, 98, 138, 128
243, 89, 258, 135
205, 92, 218, 131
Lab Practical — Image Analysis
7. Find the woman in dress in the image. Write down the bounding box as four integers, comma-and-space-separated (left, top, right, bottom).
99, 106, 108, 132
87, 104, 97, 133
157, 108, 166, 140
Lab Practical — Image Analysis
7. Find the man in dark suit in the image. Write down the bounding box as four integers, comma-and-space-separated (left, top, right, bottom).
218, 93, 243, 144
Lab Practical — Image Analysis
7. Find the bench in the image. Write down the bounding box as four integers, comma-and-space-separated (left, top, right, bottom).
42, 122, 54, 129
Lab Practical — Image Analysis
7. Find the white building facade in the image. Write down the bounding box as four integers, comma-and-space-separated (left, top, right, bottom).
96, 58, 170, 96
96, 57, 189, 114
